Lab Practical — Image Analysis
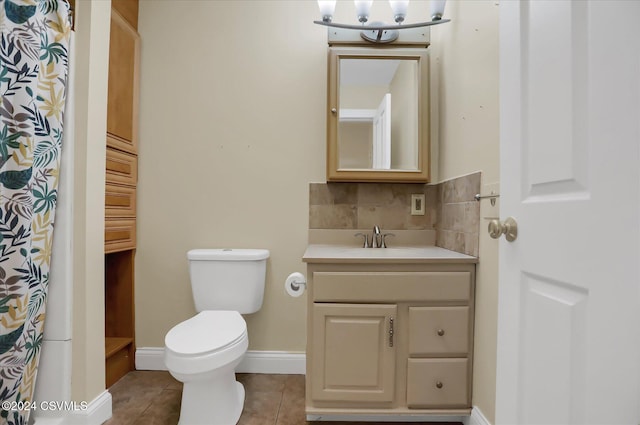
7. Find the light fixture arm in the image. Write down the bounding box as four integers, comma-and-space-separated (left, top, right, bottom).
313, 19, 450, 31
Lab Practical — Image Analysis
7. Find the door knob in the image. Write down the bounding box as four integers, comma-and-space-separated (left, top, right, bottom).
488, 217, 518, 242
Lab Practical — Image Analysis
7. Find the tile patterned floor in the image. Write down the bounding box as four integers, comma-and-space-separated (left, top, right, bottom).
105, 371, 462, 425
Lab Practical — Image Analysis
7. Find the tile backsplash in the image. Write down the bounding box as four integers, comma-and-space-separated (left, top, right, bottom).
309, 183, 437, 230
436, 172, 481, 256
309, 172, 481, 256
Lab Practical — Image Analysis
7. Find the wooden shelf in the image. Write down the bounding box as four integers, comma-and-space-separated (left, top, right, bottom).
106, 337, 133, 359
105, 0, 139, 388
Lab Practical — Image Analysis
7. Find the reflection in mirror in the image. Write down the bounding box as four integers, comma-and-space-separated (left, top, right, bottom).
338, 58, 418, 171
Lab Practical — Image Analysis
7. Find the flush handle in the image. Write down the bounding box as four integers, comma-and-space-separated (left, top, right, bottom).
488, 216, 518, 242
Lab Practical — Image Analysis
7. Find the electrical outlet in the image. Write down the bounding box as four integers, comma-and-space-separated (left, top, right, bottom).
411, 194, 426, 216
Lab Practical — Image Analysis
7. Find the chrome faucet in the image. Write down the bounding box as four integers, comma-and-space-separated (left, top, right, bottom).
372, 225, 381, 248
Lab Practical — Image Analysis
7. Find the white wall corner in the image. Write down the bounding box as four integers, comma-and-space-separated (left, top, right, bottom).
135, 348, 306, 375
464, 406, 492, 425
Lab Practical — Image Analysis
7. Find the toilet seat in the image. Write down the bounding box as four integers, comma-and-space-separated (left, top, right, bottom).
165, 311, 248, 375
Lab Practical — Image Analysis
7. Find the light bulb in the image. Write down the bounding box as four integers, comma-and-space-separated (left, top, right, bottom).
389, 0, 409, 24
430, 0, 446, 21
317, 0, 336, 22
354, 0, 373, 23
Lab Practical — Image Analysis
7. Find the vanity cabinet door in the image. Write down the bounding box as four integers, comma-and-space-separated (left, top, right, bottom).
311, 303, 397, 403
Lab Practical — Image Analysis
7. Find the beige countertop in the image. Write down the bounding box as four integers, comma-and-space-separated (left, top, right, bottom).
302, 244, 478, 264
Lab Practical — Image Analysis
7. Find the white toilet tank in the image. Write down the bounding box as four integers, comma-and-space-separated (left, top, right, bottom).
187, 249, 270, 314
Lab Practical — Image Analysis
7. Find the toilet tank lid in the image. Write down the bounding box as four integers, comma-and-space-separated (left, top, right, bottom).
188, 249, 270, 261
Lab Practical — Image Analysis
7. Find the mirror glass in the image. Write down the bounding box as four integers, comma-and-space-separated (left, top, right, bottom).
327, 48, 429, 183
338, 58, 419, 171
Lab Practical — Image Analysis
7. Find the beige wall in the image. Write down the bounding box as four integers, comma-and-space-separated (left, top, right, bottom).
430, 1, 500, 423
136, 0, 326, 351
136, 0, 499, 421
338, 121, 372, 168
71, 0, 110, 402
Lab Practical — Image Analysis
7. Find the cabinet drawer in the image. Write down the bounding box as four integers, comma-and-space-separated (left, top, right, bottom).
105, 184, 136, 218
107, 133, 137, 155
105, 219, 136, 253
106, 147, 137, 186
407, 358, 469, 408
408, 307, 469, 356
313, 272, 471, 302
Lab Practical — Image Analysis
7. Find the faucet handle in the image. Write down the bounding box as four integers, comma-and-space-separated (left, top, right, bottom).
354, 232, 370, 248
381, 233, 396, 248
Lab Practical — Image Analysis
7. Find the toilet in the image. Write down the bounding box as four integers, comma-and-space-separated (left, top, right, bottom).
164, 248, 270, 425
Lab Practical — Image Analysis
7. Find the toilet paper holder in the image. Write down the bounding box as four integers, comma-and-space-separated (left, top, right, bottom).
285, 272, 307, 297
289, 279, 306, 291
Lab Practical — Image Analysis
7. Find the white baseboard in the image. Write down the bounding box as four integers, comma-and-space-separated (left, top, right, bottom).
136, 347, 306, 375
32, 391, 112, 425
135, 347, 167, 371
307, 414, 465, 422
238, 350, 305, 374
68, 390, 112, 425
465, 406, 491, 425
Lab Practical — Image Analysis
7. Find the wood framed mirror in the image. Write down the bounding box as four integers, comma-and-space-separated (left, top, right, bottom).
327, 47, 430, 182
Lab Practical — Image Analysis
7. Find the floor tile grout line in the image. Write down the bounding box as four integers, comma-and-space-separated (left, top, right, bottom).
273, 380, 286, 425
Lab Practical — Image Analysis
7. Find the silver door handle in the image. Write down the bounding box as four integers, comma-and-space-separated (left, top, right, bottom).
488, 217, 518, 242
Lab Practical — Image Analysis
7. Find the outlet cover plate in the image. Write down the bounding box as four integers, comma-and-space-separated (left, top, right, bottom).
411, 194, 426, 216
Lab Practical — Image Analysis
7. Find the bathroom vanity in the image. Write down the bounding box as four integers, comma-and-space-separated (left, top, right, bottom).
302, 242, 476, 420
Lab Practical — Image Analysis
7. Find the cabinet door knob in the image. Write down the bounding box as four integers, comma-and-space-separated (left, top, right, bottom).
435, 381, 443, 389
437, 329, 445, 336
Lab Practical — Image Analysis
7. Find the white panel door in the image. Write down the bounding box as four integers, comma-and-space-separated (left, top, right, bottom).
496, 1, 640, 424
372, 93, 391, 169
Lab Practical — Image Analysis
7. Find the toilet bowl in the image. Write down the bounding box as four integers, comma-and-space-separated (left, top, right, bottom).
165, 311, 249, 425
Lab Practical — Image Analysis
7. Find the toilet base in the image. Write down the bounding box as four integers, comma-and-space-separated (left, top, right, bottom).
176, 371, 245, 425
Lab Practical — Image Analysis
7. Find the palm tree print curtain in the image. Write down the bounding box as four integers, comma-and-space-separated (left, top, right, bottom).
0, 1, 71, 424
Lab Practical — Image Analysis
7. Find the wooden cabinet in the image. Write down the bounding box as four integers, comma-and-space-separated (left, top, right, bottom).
311, 303, 396, 403
106, 9, 139, 151
305, 262, 475, 418
104, 0, 139, 388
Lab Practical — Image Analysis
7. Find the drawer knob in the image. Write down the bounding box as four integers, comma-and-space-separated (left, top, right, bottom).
437, 329, 445, 336
436, 381, 443, 389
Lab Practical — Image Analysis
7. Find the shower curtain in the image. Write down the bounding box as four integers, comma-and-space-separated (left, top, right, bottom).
0, 1, 71, 424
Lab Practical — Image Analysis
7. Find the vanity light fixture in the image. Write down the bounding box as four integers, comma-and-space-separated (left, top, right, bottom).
314, 0, 449, 44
